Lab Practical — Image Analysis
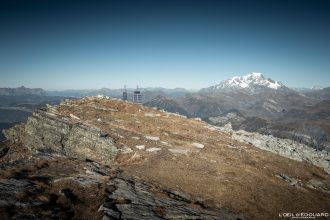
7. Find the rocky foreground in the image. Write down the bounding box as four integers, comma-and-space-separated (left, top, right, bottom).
1, 96, 330, 220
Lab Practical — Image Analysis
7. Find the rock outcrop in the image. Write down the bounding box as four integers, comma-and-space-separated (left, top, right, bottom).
101, 173, 243, 220
207, 123, 330, 174
3, 109, 121, 163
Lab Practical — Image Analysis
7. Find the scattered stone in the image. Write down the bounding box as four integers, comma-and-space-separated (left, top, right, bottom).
276, 174, 299, 186
307, 179, 325, 188
161, 141, 171, 146
306, 179, 330, 194
145, 113, 161, 117
168, 148, 189, 155
227, 145, 237, 149
192, 143, 205, 149
135, 145, 145, 150
69, 113, 80, 120
132, 136, 140, 140
100, 132, 108, 138
119, 147, 133, 154
145, 136, 160, 141
166, 112, 187, 119
146, 147, 162, 152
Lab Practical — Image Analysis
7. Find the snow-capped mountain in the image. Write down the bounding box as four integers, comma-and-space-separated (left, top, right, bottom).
208, 72, 284, 91
194, 72, 310, 119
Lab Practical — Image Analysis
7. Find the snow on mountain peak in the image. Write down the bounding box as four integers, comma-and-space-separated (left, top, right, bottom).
249, 72, 263, 77
310, 85, 323, 90
215, 72, 283, 90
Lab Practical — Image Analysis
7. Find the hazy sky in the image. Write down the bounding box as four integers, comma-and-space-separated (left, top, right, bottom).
0, 0, 329, 90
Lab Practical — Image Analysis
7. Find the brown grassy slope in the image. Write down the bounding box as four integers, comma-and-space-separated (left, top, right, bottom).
52, 98, 330, 219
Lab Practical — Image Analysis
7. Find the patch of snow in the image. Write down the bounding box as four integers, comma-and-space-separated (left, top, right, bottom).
213, 72, 283, 90
311, 85, 323, 90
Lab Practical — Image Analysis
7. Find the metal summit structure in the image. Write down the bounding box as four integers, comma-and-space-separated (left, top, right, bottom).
122, 85, 128, 101
133, 85, 142, 104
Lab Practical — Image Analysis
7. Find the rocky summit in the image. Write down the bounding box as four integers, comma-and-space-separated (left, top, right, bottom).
1, 96, 330, 220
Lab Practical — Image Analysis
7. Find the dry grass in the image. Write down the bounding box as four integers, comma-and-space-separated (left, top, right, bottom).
54, 98, 330, 220
2, 97, 329, 220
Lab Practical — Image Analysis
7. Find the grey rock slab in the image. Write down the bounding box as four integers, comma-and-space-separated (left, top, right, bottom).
101, 174, 244, 220
4, 110, 119, 163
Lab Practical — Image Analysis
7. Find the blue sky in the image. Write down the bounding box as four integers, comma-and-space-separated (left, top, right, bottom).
0, 0, 329, 90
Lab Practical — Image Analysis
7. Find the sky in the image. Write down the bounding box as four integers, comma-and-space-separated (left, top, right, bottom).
0, 0, 329, 90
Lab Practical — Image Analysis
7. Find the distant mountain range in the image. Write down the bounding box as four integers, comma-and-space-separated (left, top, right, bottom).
144, 73, 330, 151
145, 72, 320, 120
0, 87, 64, 141
46, 87, 192, 101
201, 72, 284, 92
0, 86, 46, 96
1, 73, 329, 150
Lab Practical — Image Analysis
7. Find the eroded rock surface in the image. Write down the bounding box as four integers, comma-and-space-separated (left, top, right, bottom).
4, 109, 120, 163
208, 123, 330, 174
101, 174, 244, 220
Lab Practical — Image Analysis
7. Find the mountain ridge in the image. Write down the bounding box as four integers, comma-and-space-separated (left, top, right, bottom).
1, 96, 329, 219
201, 72, 285, 93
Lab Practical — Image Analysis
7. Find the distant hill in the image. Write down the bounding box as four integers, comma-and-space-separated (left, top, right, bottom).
144, 95, 188, 116
0, 87, 65, 141
0, 86, 46, 96
46, 87, 192, 102
301, 87, 330, 100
